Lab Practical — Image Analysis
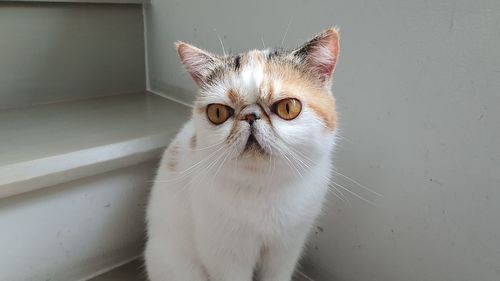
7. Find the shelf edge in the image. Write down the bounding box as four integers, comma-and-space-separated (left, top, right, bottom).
0, 133, 169, 199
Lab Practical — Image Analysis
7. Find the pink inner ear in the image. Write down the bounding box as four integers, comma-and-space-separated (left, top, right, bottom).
315, 45, 338, 82
305, 29, 340, 83
176, 42, 214, 86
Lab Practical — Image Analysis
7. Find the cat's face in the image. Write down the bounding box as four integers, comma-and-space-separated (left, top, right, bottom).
177, 28, 340, 176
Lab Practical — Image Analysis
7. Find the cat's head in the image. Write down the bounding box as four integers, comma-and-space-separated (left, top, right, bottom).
176, 28, 340, 177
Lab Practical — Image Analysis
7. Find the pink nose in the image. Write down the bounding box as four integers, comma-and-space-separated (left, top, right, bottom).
241, 113, 258, 125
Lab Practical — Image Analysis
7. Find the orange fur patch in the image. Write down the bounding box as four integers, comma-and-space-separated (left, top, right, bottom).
167, 159, 176, 171
195, 105, 205, 114
227, 122, 239, 143
265, 62, 337, 132
167, 145, 179, 171
259, 79, 274, 105
190, 134, 197, 149
240, 53, 250, 66
308, 100, 336, 130
170, 145, 179, 156
227, 89, 239, 104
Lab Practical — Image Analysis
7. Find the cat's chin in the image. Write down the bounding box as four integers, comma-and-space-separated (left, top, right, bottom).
234, 155, 271, 174
241, 148, 267, 159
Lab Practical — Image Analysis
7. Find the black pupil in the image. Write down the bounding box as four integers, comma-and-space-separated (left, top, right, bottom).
216, 108, 220, 118
285, 102, 290, 113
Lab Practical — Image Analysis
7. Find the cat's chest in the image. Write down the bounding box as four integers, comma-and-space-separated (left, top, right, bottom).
192, 177, 325, 233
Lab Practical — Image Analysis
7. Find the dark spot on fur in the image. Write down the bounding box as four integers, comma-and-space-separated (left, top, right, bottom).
234, 55, 241, 70
267, 48, 284, 60
203, 66, 226, 89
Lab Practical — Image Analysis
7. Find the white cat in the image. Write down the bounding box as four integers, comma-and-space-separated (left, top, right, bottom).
145, 28, 340, 281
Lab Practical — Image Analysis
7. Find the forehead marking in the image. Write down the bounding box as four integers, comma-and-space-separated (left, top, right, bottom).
240, 50, 266, 92
227, 88, 241, 104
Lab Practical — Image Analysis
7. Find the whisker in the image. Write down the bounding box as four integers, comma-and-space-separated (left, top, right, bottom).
213, 141, 236, 179
178, 146, 230, 195
174, 145, 225, 175
214, 28, 227, 57
283, 143, 381, 198
331, 181, 377, 206
331, 169, 383, 197
321, 177, 349, 203
153, 145, 226, 183
281, 16, 293, 46
269, 141, 303, 179
296, 269, 315, 281
270, 134, 379, 207
335, 133, 353, 144
261, 36, 267, 49
326, 185, 347, 203
178, 139, 226, 152
168, 146, 228, 197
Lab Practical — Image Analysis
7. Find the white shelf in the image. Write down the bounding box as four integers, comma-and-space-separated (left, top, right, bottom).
0, 92, 191, 199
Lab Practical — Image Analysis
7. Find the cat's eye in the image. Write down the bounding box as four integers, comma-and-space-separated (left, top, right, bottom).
206, 104, 233, 125
273, 98, 302, 120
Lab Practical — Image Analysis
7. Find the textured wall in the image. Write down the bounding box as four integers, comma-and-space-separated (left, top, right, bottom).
145, 1, 500, 280
0, 2, 145, 109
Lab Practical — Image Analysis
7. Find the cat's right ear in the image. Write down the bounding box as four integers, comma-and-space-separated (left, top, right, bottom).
292, 28, 340, 87
175, 42, 221, 87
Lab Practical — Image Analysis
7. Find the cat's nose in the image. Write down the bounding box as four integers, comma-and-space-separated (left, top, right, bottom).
241, 113, 260, 125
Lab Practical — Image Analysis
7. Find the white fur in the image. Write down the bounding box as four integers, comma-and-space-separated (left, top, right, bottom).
241, 54, 264, 90
146, 52, 336, 281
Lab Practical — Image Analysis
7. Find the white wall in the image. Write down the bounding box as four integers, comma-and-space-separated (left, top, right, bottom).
145, 1, 500, 280
0, 2, 145, 109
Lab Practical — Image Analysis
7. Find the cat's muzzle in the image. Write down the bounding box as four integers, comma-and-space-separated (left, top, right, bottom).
243, 134, 266, 155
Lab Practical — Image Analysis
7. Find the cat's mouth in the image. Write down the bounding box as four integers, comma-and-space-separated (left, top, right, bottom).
243, 134, 266, 155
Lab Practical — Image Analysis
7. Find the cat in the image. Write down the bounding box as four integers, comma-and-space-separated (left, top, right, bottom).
145, 28, 340, 281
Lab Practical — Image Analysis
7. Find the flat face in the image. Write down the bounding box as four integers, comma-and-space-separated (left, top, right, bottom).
175, 29, 340, 175
191, 48, 336, 165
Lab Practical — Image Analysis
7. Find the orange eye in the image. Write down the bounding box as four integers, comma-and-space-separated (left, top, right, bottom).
273, 98, 302, 120
206, 104, 233, 125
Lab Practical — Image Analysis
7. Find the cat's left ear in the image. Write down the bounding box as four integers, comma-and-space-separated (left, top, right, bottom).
175, 41, 221, 87
292, 28, 340, 87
